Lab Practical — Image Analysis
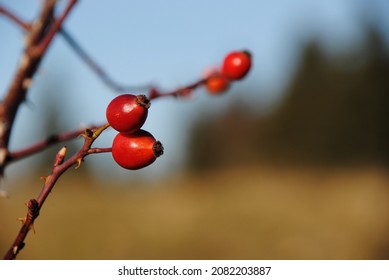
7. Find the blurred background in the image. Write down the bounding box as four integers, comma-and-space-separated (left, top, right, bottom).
1, 0, 389, 259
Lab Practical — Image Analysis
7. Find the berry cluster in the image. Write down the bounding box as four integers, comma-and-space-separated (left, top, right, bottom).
205, 50, 252, 95
106, 94, 163, 170
105, 50, 252, 171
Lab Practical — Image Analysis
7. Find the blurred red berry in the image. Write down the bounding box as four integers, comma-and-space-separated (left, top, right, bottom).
106, 94, 150, 133
111, 130, 163, 170
205, 73, 230, 94
222, 50, 252, 80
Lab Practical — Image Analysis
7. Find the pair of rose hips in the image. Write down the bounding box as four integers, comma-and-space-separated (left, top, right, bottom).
106, 94, 163, 170
205, 50, 252, 94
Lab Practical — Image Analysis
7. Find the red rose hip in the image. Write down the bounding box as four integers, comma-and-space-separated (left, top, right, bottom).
106, 94, 150, 133
221, 50, 252, 80
112, 130, 164, 170
205, 73, 230, 95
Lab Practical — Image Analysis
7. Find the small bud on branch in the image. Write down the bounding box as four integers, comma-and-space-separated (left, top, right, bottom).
54, 146, 67, 167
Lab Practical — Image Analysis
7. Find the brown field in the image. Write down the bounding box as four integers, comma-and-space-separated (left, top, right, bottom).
1, 165, 389, 259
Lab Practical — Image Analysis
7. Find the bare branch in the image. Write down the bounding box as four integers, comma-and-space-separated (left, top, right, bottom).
0, 0, 78, 176
3, 123, 111, 260
60, 28, 151, 93
1, 4, 150, 94
32, 0, 78, 56
0, 5, 31, 30
148, 78, 207, 100
6, 124, 101, 163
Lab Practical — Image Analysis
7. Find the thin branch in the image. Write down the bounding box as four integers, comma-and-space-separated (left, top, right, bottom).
3, 123, 111, 260
60, 28, 150, 93
0, 5, 31, 30
87, 147, 112, 154
6, 124, 101, 163
148, 78, 207, 100
32, 0, 78, 56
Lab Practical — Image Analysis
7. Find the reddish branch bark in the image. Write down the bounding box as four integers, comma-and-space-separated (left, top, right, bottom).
148, 79, 207, 100
3, 123, 111, 260
0, 5, 31, 30
7, 124, 100, 163
0, 0, 78, 260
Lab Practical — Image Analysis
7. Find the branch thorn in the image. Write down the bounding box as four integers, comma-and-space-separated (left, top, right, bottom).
75, 157, 83, 169
17, 217, 36, 234
40, 175, 50, 183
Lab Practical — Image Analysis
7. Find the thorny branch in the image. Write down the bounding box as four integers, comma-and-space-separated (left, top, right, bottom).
0, 0, 79, 260
0, 0, 78, 176
3, 123, 111, 260
7, 124, 100, 163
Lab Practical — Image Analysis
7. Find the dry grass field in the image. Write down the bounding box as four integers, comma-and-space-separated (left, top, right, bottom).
1, 165, 389, 259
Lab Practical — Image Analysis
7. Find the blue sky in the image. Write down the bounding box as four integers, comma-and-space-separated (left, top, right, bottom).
1, 0, 388, 181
